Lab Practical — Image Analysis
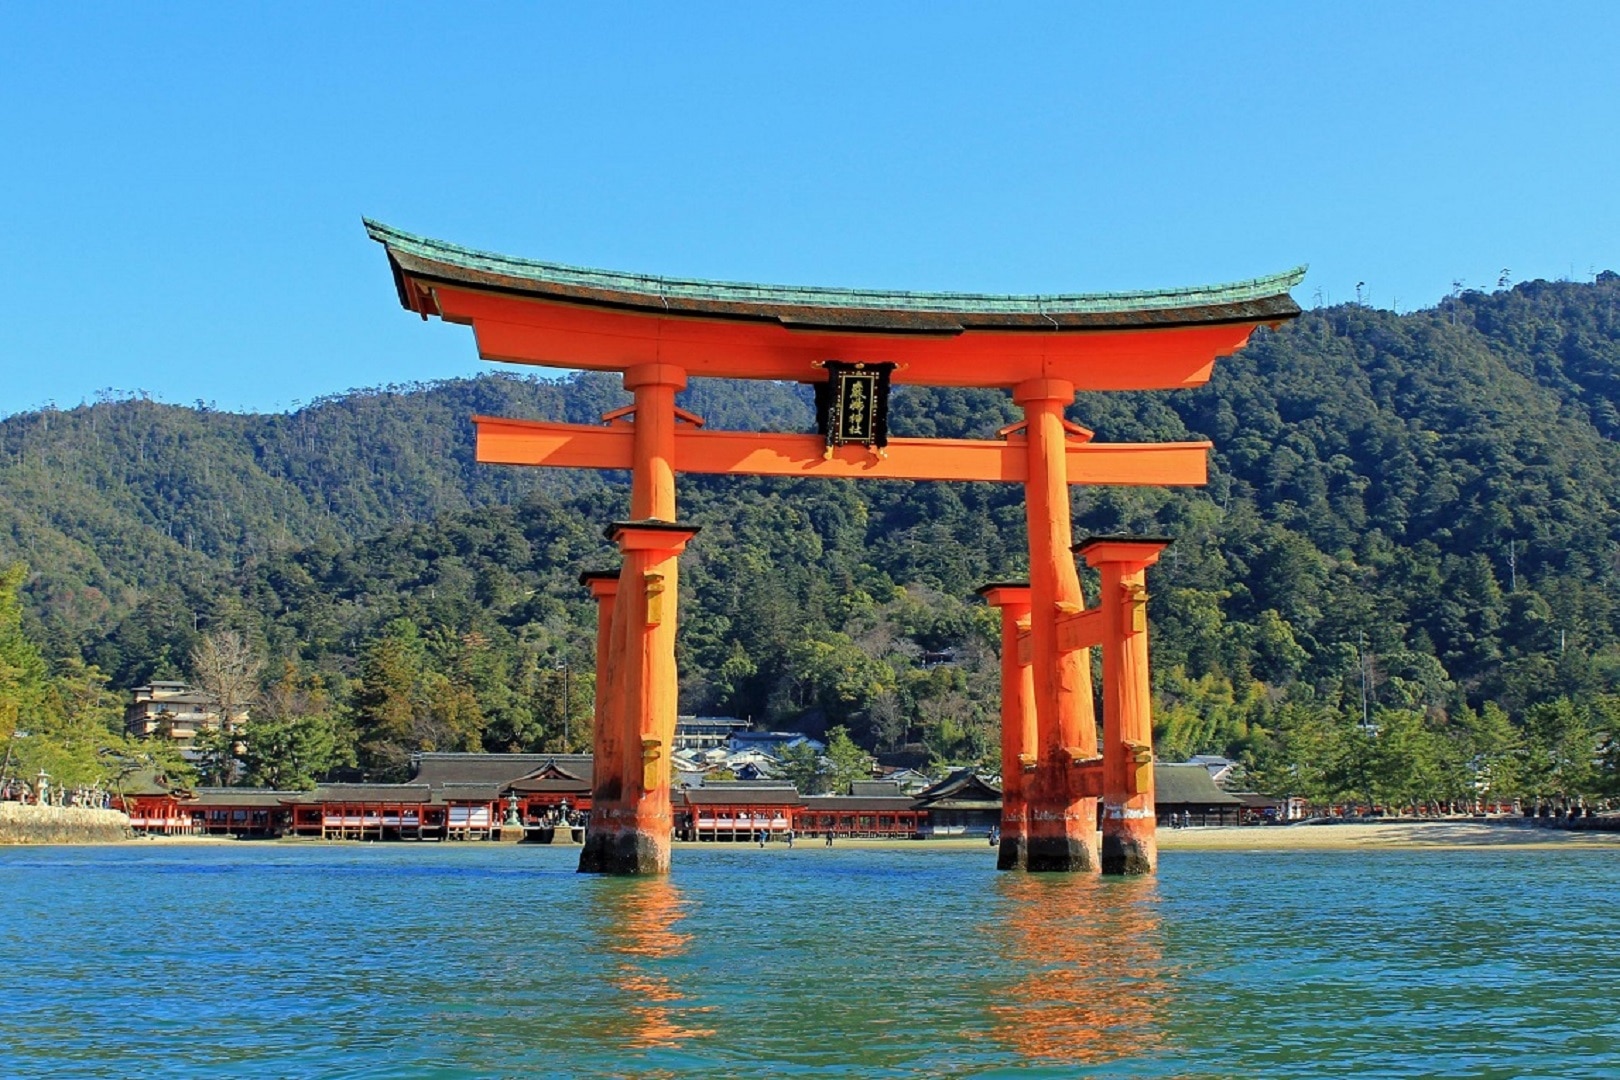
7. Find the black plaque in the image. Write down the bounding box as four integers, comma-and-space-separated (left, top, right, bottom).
816, 362, 894, 454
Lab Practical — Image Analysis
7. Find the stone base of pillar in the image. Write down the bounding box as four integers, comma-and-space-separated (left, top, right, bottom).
1025, 836, 1098, 872
1025, 799, 1100, 872
996, 835, 1028, 871
1101, 817, 1156, 875
577, 827, 669, 875
997, 803, 1029, 871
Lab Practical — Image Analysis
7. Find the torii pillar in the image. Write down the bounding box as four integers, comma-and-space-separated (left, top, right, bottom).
580, 570, 621, 805
1078, 536, 1170, 875
978, 583, 1036, 870
1014, 378, 1100, 872
578, 362, 699, 875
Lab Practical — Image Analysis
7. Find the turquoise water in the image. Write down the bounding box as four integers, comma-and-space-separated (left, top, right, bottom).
3, 842, 1617, 1078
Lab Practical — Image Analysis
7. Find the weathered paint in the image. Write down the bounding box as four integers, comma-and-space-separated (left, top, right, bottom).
581, 571, 622, 825
1015, 379, 1099, 873
979, 583, 1035, 871
1080, 537, 1169, 875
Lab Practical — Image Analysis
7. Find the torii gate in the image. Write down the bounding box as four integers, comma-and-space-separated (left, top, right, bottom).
366, 220, 1302, 875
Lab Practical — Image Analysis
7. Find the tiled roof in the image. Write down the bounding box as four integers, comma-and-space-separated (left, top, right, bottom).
367, 219, 1305, 332
913, 769, 1004, 808
299, 784, 433, 805
410, 753, 594, 787
800, 795, 921, 812
507, 775, 592, 794
680, 788, 806, 807
1155, 764, 1244, 806
184, 788, 301, 808
434, 782, 504, 803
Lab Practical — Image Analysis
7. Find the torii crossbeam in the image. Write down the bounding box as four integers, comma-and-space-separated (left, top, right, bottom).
367, 219, 1303, 875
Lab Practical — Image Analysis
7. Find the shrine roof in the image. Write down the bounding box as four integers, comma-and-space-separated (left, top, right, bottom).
410, 752, 594, 787
1154, 763, 1243, 806
366, 219, 1305, 332
800, 795, 922, 812
680, 786, 806, 806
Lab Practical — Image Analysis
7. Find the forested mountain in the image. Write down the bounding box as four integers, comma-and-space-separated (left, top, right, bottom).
4, 273, 1620, 802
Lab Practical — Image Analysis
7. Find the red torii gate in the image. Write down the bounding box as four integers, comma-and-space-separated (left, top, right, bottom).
367, 220, 1302, 875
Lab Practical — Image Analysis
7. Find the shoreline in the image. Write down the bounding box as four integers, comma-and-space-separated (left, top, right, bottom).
1156, 819, 1620, 851
8, 818, 1616, 853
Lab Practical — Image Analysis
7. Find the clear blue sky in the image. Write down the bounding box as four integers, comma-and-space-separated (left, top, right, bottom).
3, 3, 1617, 417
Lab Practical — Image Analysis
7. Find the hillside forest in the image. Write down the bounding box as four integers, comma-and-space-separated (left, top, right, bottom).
3, 274, 1620, 808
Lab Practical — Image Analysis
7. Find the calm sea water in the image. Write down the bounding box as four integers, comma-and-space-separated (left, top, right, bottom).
3, 841, 1616, 1079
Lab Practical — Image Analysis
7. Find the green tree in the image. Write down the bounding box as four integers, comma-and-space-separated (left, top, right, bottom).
1246, 701, 1341, 803
241, 665, 350, 789
823, 726, 873, 795
1520, 698, 1600, 802
353, 621, 427, 780
777, 741, 824, 795
1455, 702, 1521, 806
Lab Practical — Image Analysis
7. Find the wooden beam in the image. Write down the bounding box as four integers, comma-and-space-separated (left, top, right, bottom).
1056, 608, 1105, 652
436, 287, 1259, 390
475, 416, 1210, 486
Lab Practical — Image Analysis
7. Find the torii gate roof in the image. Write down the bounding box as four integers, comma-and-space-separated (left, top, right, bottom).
366, 219, 1304, 389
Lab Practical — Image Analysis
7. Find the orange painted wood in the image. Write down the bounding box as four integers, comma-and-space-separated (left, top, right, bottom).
474, 417, 1210, 486
1055, 607, 1105, 652
433, 287, 1257, 390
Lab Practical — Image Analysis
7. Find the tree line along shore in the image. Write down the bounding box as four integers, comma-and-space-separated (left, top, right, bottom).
2, 278, 1620, 810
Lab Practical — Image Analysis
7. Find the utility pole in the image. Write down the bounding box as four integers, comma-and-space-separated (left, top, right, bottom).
555, 658, 572, 749
1358, 632, 1371, 730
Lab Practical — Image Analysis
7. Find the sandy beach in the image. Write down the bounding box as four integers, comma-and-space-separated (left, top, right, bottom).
1156, 819, 1620, 852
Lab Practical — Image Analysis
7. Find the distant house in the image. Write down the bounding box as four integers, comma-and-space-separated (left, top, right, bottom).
678, 781, 801, 841
875, 768, 935, 795
124, 682, 246, 748
799, 791, 924, 838
1154, 763, 1245, 825
727, 731, 824, 755
913, 770, 1004, 837
1185, 754, 1240, 789
673, 716, 752, 751
117, 751, 595, 840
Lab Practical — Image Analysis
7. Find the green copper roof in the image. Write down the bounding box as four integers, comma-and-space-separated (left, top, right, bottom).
365, 218, 1305, 332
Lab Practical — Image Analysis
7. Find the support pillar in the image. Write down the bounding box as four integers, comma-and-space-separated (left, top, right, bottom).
1013, 378, 1099, 872
1078, 536, 1170, 875
577, 522, 698, 874
623, 363, 685, 521
580, 570, 622, 810
580, 361, 696, 875
978, 582, 1036, 870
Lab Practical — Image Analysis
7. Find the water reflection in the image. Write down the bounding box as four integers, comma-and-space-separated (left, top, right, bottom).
592, 878, 715, 1051
991, 873, 1172, 1067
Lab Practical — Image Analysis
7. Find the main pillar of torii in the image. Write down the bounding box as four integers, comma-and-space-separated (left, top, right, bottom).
576, 364, 698, 875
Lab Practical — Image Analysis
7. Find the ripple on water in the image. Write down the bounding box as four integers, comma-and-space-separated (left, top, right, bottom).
2, 843, 1617, 1078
